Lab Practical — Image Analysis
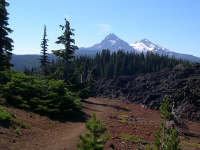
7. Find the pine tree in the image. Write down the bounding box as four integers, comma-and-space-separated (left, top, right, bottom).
77, 113, 110, 150
147, 97, 181, 150
53, 18, 78, 80
40, 25, 49, 76
0, 0, 13, 71
53, 18, 78, 63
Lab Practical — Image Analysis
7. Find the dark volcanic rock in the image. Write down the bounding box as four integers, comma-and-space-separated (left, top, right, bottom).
96, 64, 200, 122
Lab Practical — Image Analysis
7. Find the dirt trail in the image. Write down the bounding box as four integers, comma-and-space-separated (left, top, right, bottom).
1, 98, 200, 150
0, 98, 119, 150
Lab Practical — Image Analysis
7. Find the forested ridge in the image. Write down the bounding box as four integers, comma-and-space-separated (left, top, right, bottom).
72, 50, 190, 80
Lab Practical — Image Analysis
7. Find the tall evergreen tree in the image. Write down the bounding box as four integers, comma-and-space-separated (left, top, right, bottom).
40, 25, 49, 76
53, 18, 78, 80
0, 0, 13, 71
53, 18, 78, 63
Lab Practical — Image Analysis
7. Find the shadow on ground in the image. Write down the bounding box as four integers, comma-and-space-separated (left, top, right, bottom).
50, 111, 89, 123
82, 106, 102, 112
82, 99, 130, 111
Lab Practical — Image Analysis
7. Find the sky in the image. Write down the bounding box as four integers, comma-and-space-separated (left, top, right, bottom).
8, 0, 200, 57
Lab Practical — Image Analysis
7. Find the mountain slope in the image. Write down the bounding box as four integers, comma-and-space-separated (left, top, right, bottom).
76, 33, 135, 56
130, 39, 167, 52
11, 54, 56, 71
130, 39, 200, 62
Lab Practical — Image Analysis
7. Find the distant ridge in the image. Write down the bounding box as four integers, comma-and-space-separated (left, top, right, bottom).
12, 33, 200, 71
77, 33, 200, 62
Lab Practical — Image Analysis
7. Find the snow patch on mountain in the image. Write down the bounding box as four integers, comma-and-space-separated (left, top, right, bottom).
109, 40, 117, 45
130, 42, 154, 51
130, 39, 168, 52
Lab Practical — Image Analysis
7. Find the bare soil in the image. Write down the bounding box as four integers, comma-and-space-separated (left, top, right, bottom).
0, 98, 200, 150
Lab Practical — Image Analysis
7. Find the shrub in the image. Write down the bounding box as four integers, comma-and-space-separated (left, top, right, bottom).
0, 107, 30, 129
77, 113, 110, 150
0, 70, 12, 84
78, 88, 91, 99
0, 71, 82, 120
0, 107, 12, 127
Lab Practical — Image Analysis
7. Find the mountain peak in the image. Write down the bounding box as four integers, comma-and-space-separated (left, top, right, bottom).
88, 33, 133, 51
140, 38, 150, 42
104, 33, 119, 40
140, 39, 152, 44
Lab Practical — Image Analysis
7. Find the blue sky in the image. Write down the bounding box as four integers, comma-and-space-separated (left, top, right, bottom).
8, 0, 200, 56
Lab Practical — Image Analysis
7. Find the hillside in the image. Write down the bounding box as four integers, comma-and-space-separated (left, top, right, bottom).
1, 98, 200, 150
11, 54, 56, 71
96, 63, 200, 122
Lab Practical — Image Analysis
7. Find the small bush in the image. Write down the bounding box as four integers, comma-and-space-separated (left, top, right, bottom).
0, 107, 30, 129
13, 119, 30, 129
0, 107, 12, 127
0, 71, 82, 120
78, 88, 90, 99
77, 113, 110, 150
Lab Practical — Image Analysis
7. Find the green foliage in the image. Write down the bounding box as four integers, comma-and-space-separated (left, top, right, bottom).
15, 128, 20, 135
0, 70, 82, 119
54, 18, 78, 63
52, 19, 78, 80
152, 125, 181, 150
160, 97, 173, 121
0, 69, 12, 84
72, 50, 190, 80
119, 119, 127, 123
77, 113, 110, 150
120, 134, 144, 144
147, 98, 181, 150
0, 107, 30, 129
181, 141, 200, 148
40, 25, 49, 76
78, 87, 91, 99
0, 0, 13, 71
12, 118, 31, 129
0, 106, 12, 127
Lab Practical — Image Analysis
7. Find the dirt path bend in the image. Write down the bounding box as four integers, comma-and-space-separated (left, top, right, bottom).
1, 98, 200, 150
0, 98, 122, 150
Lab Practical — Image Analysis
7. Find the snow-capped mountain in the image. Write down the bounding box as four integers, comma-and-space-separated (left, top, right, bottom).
130, 39, 200, 62
91, 33, 133, 51
76, 34, 134, 56
76, 33, 200, 62
130, 39, 168, 52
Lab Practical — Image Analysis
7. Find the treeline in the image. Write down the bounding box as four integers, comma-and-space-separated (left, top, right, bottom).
72, 50, 190, 80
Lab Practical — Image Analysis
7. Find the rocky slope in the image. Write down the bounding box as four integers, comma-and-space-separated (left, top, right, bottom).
96, 63, 200, 122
